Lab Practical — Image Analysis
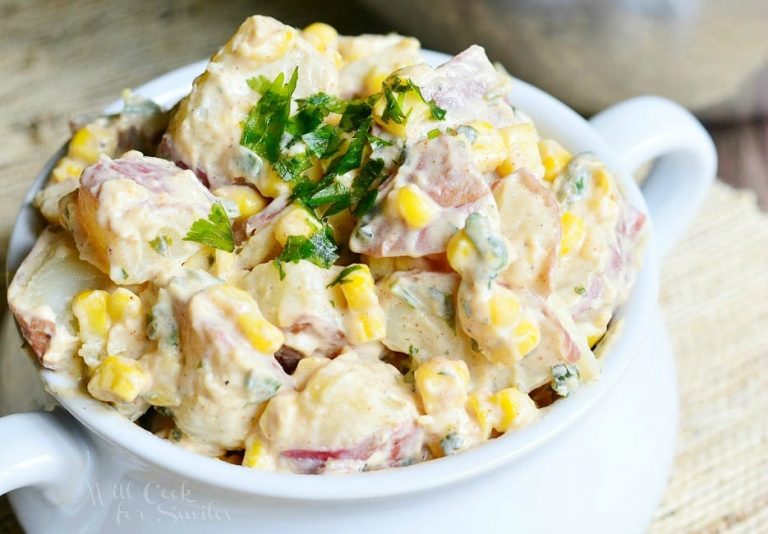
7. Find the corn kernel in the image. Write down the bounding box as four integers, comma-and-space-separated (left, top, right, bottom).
274, 205, 321, 246
363, 66, 389, 96
347, 308, 387, 344
498, 123, 543, 177
243, 437, 266, 468
87, 355, 147, 403
69, 125, 113, 165
492, 387, 536, 432
51, 157, 85, 183
513, 319, 541, 357
467, 393, 492, 439
394, 184, 440, 230
302, 22, 338, 52
237, 313, 285, 354
340, 265, 377, 309
257, 166, 292, 199
539, 139, 572, 182
107, 288, 141, 322
588, 333, 603, 348
414, 357, 470, 414
251, 28, 295, 61
560, 212, 586, 255
446, 231, 475, 275
213, 185, 267, 220
488, 289, 522, 328
464, 121, 507, 173
73, 290, 110, 338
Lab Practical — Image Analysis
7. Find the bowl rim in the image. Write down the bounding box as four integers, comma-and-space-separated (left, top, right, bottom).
6, 49, 659, 501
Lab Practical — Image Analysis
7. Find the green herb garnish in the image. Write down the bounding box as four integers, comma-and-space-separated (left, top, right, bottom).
277, 225, 339, 268
273, 151, 312, 182
184, 203, 234, 252
273, 260, 286, 281
288, 92, 347, 135
149, 234, 173, 256
551, 364, 580, 397
327, 264, 364, 287
246, 75, 272, 94
241, 68, 298, 162
574, 286, 586, 295
302, 123, 344, 159
427, 128, 441, 140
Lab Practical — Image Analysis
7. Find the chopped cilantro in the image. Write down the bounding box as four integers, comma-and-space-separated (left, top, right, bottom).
380, 77, 447, 125
246, 75, 272, 94
273, 151, 312, 182
302, 123, 344, 159
305, 181, 349, 210
149, 235, 172, 256
183, 203, 234, 252
327, 264, 364, 287
273, 260, 286, 281
289, 92, 347, 135
339, 98, 375, 131
241, 68, 298, 163
277, 225, 339, 268
368, 134, 393, 148
325, 117, 371, 178
324, 158, 385, 217
427, 128, 441, 140
574, 286, 586, 295
406, 79, 446, 120
381, 84, 408, 124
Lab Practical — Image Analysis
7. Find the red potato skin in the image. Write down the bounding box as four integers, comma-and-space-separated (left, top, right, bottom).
14, 314, 55, 366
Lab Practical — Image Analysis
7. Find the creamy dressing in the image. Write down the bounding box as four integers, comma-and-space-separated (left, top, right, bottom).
8, 15, 647, 475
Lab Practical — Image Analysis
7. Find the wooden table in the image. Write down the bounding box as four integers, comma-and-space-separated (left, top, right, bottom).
1, 1, 766, 532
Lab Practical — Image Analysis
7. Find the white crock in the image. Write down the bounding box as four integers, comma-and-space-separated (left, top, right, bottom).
0, 50, 716, 534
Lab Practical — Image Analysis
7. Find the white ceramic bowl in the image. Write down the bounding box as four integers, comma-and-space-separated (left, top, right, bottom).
0, 50, 716, 533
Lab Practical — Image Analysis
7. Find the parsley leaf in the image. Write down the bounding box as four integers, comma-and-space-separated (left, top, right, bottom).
325, 117, 372, 178
305, 181, 349, 210
327, 264, 364, 287
368, 134, 393, 148
406, 79, 446, 120
339, 99, 374, 131
277, 225, 339, 268
381, 85, 407, 124
241, 68, 298, 163
246, 75, 272, 94
273, 151, 312, 182
288, 92, 347, 135
183, 203, 234, 252
427, 128, 441, 140
302, 123, 344, 159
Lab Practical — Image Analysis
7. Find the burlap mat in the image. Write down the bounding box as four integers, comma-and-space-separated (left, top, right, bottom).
1, 181, 765, 532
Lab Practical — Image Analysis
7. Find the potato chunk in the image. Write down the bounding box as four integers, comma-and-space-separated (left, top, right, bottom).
69, 151, 216, 284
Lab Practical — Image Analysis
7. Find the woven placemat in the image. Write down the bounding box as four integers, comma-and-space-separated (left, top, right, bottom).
1, 181, 765, 532
650, 181, 768, 533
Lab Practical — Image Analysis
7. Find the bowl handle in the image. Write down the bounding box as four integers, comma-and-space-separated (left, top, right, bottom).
589, 96, 717, 258
0, 410, 91, 502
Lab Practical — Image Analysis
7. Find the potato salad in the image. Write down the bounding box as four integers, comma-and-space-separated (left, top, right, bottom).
8, 15, 646, 473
